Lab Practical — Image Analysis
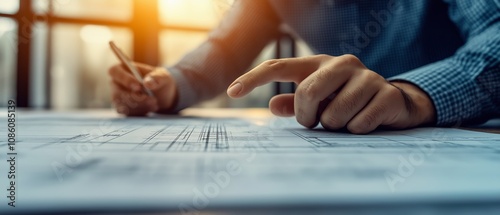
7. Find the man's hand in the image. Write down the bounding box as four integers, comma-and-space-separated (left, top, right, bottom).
108, 63, 178, 116
227, 54, 436, 134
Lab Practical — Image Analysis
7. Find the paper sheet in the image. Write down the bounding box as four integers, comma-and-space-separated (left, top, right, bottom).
1, 111, 499, 213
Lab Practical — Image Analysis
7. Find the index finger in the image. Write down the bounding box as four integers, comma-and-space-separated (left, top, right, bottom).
227, 56, 322, 98
109, 64, 142, 91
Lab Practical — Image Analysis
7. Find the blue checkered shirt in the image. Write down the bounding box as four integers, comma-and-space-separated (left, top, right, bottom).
169, 0, 500, 126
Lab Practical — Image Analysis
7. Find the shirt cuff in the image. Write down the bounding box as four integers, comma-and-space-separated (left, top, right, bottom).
167, 66, 198, 113
387, 60, 481, 126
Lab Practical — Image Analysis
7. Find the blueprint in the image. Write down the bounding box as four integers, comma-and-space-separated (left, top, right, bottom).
7, 111, 500, 153
0, 110, 500, 214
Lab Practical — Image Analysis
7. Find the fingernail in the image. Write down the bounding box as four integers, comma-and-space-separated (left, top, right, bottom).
131, 84, 141, 91
144, 76, 153, 85
227, 83, 242, 96
144, 77, 157, 90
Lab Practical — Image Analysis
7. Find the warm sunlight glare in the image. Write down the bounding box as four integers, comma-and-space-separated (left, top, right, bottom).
0, 19, 15, 37
0, 0, 19, 14
80, 25, 113, 44
158, 0, 222, 28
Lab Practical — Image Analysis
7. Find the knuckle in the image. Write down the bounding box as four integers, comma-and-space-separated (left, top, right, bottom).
262, 59, 286, 72
315, 54, 331, 61
341, 54, 359, 63
342, 54, 360, 62
334, 54, 364, 68
320, 113, 345, 130
295, 108, 315, 128
297, 82, 319, 101
336, 88, 363, 113
363, 113, 378, 129
313, 68, 334, 81
385, 85, 403, 100
347, 122, 369, 134
362, 70, 381, 81
362, 105, 386, 129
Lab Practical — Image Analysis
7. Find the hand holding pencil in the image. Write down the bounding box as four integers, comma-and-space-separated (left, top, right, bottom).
108, 41, 178, 116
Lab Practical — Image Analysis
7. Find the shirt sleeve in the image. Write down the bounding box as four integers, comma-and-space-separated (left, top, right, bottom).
388, 0, 500, 126
166, 0, 281, 112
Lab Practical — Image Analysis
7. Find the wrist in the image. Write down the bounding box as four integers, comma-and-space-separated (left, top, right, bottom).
155, 68, 180, 114
391, 81, 437, 126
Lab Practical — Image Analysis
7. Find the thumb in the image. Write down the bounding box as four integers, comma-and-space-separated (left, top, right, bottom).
269, 94, 295, 117
133, 62, 155, 76
143, 68, 171, 91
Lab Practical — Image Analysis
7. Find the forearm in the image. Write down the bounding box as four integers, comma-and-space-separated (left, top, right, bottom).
388, 23, 500, 126
168, 0, 281, 111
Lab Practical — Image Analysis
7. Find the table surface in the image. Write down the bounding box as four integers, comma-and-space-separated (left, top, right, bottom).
182, 108, 500, 133
4, 108, 500, 134
1, 108, 499, 215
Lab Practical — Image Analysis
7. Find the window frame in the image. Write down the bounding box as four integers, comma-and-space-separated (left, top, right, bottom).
0, 0, 294, 108
0, 0, 211, 108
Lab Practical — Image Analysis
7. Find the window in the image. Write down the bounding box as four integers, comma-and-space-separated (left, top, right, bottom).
32, 0, 132, 20
0, 18, 17, 106
1, 0, 295, 109
0, 0, 19, 14
50, 24, 132, 109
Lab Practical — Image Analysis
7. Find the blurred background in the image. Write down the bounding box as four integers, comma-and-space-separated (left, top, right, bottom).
0, 0, 312, 110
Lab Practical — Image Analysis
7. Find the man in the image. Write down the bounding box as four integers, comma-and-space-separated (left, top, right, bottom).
108, 0, 500, 134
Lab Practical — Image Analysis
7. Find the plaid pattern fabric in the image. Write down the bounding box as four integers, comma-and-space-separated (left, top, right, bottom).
169, 0, 500, 126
